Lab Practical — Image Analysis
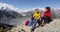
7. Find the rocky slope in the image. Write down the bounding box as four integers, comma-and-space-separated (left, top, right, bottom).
7, 19, 60, 32
35, 19, 60, 32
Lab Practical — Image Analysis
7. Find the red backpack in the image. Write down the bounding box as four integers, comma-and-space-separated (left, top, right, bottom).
24, 20, 29, 26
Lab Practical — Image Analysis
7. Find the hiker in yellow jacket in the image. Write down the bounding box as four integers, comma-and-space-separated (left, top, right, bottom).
33, 9, 41, 20
31, 8, 41, 32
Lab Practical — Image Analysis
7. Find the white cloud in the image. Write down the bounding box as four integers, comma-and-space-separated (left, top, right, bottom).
0, 3, 13, 9
0, 3, 22, 13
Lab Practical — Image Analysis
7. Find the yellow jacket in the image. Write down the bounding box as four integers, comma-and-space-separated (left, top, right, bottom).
33, 12, 41, 19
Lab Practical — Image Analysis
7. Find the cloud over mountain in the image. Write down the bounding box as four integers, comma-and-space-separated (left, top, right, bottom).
0, 3, 23, 13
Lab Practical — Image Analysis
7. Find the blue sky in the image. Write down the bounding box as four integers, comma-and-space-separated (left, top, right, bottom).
0, 0, 60, 10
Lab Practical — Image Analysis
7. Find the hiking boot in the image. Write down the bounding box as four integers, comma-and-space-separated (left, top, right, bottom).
30, 29, 34, 32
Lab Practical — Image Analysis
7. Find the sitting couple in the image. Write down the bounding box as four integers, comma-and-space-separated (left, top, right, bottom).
29, 7, 52, 32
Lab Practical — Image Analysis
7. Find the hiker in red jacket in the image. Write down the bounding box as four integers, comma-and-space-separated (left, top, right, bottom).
41, 7, 52, 25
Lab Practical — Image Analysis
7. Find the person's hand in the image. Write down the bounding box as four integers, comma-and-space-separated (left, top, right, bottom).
34, 18, 36, 20
41, 13, 44, 17
41, 15, 43, 17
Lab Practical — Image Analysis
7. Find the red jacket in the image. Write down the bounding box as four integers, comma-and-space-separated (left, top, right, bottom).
43, 11, 52, 18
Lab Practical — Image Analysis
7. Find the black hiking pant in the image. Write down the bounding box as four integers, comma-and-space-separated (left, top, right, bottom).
41, 16, 51, 24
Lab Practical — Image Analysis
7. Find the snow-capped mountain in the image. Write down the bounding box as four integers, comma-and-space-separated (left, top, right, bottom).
0, 3, 23, 25
55, 9, 60, 18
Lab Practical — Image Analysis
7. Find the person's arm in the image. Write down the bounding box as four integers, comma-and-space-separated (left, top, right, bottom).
33, 14, 34, 18
32, 12, 35, 18
44, 11, 52, 17
37, 16, 40, 20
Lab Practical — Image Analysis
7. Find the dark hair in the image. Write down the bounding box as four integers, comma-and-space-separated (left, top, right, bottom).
45, 7, 50, 12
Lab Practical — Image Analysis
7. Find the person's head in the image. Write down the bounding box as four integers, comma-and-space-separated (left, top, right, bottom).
35, 8, 40, 12
45, 7, 50, 12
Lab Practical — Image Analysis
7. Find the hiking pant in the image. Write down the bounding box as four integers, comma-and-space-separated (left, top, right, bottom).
32, 20, 37, 30
41, 16, 51, 23
32, 19, 42, 30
